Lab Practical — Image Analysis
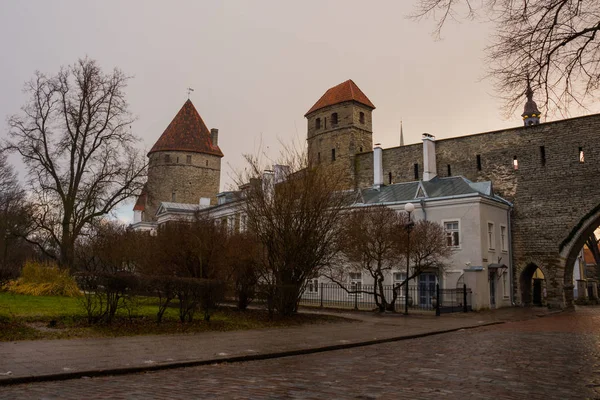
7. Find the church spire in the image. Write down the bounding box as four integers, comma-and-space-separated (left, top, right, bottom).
400, 120, 405, 146
522, 79, 541, 126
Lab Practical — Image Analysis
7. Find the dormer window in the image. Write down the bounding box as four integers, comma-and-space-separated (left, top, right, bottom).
316, 118, 321, 129
331, 113, 338, 125
359, 112, 365, 124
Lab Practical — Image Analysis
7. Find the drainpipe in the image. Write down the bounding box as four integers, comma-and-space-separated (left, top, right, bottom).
507, 205, 515, 305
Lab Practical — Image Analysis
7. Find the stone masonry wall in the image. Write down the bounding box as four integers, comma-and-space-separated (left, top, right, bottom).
355, 113, 600, 307
145, 151, 221, 221
307, 102, 373, 189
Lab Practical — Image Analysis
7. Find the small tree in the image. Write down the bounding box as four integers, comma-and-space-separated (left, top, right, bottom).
237, 146, 350, 317
327, 206, 405, 312
224, 231, 261, 310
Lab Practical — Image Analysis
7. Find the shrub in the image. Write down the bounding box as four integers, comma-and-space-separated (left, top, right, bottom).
7, 261, 80, 297
172, 277, 225, 323
75, 271, 139, 324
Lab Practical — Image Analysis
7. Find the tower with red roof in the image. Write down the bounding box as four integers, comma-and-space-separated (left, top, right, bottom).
305, 79, 375, 189
135, 99, 223, 222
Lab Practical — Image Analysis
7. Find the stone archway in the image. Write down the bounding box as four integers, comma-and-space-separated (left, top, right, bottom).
560, 205, 600, 308
520, 263, 547, 306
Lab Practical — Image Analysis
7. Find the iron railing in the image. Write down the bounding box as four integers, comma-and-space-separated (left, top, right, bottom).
299, 282, 472, 313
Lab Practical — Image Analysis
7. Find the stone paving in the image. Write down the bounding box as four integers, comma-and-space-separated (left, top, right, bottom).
0, 306, 550, 385
1, 307, 598, 399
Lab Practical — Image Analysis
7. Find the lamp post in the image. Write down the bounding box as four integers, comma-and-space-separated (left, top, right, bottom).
404, 202, 415, 315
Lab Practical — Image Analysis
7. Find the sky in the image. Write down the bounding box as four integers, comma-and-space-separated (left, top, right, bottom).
1, 0, 596, 223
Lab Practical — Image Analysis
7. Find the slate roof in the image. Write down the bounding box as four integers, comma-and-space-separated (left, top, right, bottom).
305, 79, 375, 116
149, 100, 223, 157
156, 202, 202, 214
360, 176, 503, 204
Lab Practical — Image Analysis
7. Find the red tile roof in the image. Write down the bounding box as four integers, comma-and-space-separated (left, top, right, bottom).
305, 79, 375, 116
584, 247, 599, 265
148, 100, 223, 157
133, 186, 147, 211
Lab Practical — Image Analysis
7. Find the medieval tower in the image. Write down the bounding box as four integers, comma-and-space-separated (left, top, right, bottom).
134, 99, 223, 222
305, 79, 375, 189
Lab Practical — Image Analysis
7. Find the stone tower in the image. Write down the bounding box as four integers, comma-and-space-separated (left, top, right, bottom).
305, 79, 375, 189
522, 82, 541, 126
135, 99, 223, 222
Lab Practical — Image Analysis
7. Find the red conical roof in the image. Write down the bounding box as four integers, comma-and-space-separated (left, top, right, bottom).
305, 79, 375, 116
148, 100, 223, 157
133, 185, 147, 211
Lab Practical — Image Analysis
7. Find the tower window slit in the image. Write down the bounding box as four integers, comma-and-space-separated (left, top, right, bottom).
316, 118, 321, 130
414, 163, 419, 180
388, 172, 392, 184
359, 112, 365, 124
447, 164, 452, 176
513, 155, 519, 170
317, 152, 321, 163
579, 147, 585, 163
332, 113, 338, 125
331, 148, 336, 161
476, 154, 481, 171
540, 146, 546, 166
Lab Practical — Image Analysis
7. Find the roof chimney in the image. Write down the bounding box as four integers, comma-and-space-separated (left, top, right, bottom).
373, 144, 384, 189
422, 133, 437, 181
210, 128, 219, 146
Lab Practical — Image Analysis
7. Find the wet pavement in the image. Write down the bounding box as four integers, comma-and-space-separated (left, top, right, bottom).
1, 307, 595, 398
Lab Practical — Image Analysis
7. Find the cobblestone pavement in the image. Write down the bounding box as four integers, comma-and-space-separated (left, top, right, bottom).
2, 307, 599, 399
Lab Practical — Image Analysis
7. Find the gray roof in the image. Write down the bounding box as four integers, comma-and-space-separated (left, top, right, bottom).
360, 176, 504, 205
157, 202, 202, 214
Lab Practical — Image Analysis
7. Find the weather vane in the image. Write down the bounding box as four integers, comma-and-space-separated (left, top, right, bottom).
187, 87, 194, 99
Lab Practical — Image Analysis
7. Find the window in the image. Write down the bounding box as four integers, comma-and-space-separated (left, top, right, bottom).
476, 155, 482, 171
317, 152, 321, 163
186, 155, 192, 164
359, 147, 363, 152
503, 271, 509, 298
349, 272, 362, 296
540, 146, 546, 166
331, 148, 336, 161
579, 147, 585, 163
444, 221, 459, 247
165, 154, 171, 163
447, 164, 452, 176
513, 156, 518, 170
316, 118, 321, 129
331, 112, 338, 125
307, 279, 319, 294
359, 112, 365, 124
206, 160, 209, 167
171, 191, 176, 202
176, 156, 179, 163
388, 172, 392, 184
487, 222, 495, 250
240, 214, 247, 232
500, 225, 507, 252
393, 272, 407, 298
414, 163, 419, 180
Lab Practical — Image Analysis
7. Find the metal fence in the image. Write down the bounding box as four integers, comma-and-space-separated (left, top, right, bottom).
299, 282, 472, 314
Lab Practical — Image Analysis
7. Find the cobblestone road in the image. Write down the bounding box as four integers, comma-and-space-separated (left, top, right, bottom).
2, 308, 600, 399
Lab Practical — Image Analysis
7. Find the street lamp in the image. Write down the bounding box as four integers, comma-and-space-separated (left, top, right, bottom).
404, 202, 415, 315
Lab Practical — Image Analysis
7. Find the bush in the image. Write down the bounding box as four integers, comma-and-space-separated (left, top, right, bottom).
6, 261, 80, 297
172, 277, 225, 323
75, 271, 139, 324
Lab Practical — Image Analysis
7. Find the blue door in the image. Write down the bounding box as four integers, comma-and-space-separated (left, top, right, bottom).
419, 273, 436, 308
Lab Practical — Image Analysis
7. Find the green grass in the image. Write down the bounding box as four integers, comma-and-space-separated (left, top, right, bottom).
0, 292, 349, 342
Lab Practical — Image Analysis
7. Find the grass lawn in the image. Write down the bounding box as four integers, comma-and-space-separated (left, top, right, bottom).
0, 292, 349, 342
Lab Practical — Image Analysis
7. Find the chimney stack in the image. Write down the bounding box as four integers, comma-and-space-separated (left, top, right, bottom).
422, 133, 437, 181
210, 128, 219, 146
373, 144, 383, 189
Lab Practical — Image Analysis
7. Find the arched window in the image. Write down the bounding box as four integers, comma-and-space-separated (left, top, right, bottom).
359, 112, 365, 124
331, 113, 338, 125
316, 118, 321, 129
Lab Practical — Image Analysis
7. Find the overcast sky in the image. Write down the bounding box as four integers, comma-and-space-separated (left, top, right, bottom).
1, 1, 596, 222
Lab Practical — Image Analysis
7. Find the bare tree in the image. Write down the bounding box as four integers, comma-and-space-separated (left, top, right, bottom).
326, 206, 405, 312
6, 58, 147, 269
0, 152, 34, 283
413, 0, 600, 115
237, 147, 351, 317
